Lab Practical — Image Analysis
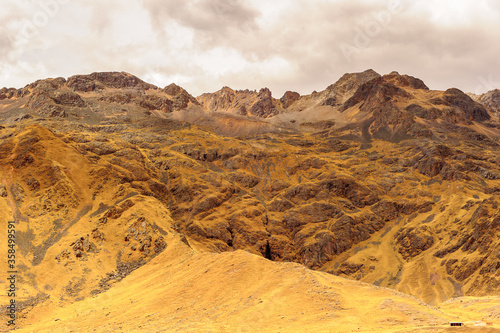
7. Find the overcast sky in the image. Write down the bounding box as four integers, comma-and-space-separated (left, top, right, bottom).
1, 0, 500, 97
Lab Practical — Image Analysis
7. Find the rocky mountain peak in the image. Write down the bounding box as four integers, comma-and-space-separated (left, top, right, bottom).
334, 72, 495, 142
320, 69, 381, 107
331, 69, 381, 91
478, 89, 500, 116
280, 91, 301, 108
382, 72, 429, 90
441, 88, 490, 122
163, 83, 185, 96
341, 75, 411, 112
258, 87, 272, 98
67, 71, 157, 92
197, 86, 282, 118
219, 86, 235, 94
26, 77, 67, 91
162, 83, 200, 108
1, 69, 499, 138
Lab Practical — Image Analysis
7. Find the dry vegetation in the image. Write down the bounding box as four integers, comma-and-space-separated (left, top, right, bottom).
1, 71, 500, 331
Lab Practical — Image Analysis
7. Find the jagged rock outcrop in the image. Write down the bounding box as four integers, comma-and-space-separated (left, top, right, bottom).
0, 72, 200, 120
280, 91, 301, 108
476, 89, 500, 116
67, 72, 157, 92
197, 86, 282, 118
333, 72, 494, 142
52, 91, 87, 107
383, 71, 429, 90
321, 69, 381, 106
341, 75, 413, 112
163, 83, 201, 109
396, 226, 435, 260
0, 87, 18, 100
441, 88, 490, 122
27, 90, 68, 117
138, 95, 173, 112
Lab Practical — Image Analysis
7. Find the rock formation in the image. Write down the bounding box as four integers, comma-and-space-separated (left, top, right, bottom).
2, 70, 500, 331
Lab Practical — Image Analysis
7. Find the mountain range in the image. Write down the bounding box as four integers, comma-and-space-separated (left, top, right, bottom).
1, 69, 500, 332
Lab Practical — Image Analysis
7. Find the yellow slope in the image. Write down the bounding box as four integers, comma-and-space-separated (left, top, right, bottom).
9, 234, 468, 333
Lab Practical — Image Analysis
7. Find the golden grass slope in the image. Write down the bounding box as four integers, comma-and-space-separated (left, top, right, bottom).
1, 116, 500, 331
5, 235, 471, 333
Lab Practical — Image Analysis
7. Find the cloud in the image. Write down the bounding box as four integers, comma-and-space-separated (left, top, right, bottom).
0, 0, 499, 97
0, 28, 15, 58
142, 0, 259, 42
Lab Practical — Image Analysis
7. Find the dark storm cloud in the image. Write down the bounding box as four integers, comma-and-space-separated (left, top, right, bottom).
142, 0, 259, 37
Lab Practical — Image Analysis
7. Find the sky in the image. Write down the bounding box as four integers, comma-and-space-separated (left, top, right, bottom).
1, 0, 500, 97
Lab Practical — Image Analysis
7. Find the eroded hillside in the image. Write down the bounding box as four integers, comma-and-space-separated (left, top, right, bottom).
1, 70, 500, 331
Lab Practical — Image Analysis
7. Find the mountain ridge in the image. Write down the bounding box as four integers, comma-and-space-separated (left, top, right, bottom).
2, 69, 500, 331
2, 69, 500, 142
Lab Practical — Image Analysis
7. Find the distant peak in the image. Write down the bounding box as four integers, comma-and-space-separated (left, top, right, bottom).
163, 83, 187, 96
334, 69, 381, 87
67, 71, 157, 92
220, 86, 235, 93
280, 91, 301, 109
258, 87, 272, 97
382, 72, 429, 90
363, 69, 380, 75
322, 69, 382, 105
444, 87, 465, 95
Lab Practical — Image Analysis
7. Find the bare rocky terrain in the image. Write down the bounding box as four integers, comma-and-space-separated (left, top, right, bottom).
1, 70, 500, 331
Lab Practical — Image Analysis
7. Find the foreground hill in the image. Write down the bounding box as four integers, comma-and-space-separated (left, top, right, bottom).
1, 70, 500, 331
0, 235, 471, 332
